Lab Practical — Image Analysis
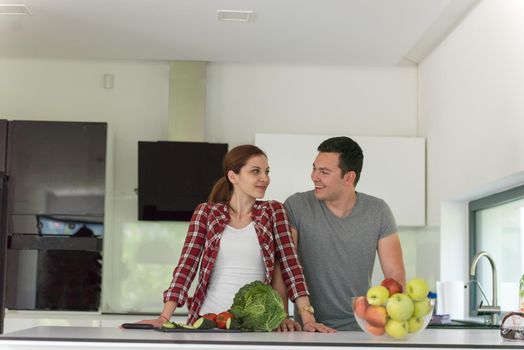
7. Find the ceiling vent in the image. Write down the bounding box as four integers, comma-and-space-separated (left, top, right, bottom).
0, 4, 31, 15
217, 10, 254, 22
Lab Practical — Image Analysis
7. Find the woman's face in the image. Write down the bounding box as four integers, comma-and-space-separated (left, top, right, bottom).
229, 154, 270, 200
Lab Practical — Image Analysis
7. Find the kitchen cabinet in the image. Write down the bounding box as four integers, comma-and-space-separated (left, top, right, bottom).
0, 326, 520, 350
255, 133, 425, 226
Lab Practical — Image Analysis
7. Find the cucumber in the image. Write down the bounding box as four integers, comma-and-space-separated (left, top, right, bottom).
177, 323, 197, 329
226, 317, 241, 330
193, 317, 217, 330
162, 321, 177, 329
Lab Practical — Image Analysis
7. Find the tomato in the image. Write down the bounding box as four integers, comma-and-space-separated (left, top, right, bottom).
202, 313, 217, 322
215, 311, 233, 329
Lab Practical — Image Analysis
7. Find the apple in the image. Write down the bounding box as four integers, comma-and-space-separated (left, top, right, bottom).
386, 293, 414, 321
385, 319, 408, 339
365, 305, 387, 327
366, 322, 385, 336
407, 316, 424, 333
413, 297, 432, 318
381, 277, 403, 295
367, 285, 390, 306
353, 296, 370, 319
407, 278, 430, 301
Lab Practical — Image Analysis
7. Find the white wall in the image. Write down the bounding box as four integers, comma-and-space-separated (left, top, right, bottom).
420, 0, 524, 226
206, 63, 418, 145
0, 57, 440, 314
0, 58, 170, 312
205, 62, 440, 286
419, 0, 524, 300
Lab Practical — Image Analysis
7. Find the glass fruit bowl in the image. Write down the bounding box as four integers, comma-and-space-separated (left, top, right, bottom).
352, 295, 434, 340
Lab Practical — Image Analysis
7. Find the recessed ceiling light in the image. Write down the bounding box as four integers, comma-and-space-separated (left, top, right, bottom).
217, 10, 254, 22
0, 4, 31, 15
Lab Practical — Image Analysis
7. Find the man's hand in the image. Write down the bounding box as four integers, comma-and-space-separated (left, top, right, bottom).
276, 318, 302, 332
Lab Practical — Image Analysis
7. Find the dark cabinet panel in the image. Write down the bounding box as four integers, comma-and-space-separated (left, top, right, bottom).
6, 121, 106, 219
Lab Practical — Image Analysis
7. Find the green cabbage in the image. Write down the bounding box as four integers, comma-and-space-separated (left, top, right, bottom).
230, 280, 287, 332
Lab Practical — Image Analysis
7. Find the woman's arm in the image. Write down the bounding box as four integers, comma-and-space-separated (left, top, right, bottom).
270, 203, 308, 299
136, 301, 177, 328
270, 204, 335, 332
271, 227, 299, 312
294, 296, 335, 333
272, 226, 303, 331
272, 261, 302, 331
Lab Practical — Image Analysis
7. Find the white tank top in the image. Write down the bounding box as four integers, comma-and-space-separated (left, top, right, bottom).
199, 222, 266, 315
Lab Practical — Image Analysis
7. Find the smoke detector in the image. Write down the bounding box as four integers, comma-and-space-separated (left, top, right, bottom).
217, 10, 255, 22
0, 4, 31, 15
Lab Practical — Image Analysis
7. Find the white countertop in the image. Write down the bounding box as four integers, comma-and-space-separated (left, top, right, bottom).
0, 326, 522, 350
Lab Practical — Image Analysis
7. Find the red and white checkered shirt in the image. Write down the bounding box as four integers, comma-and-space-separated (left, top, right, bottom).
163, 200, 309, 324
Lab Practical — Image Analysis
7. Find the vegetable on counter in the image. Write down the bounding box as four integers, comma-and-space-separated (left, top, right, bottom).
193, 317, 217, 330
216, 311, 234, 329
202, 313, 218, 322
161, 321, 196, 330
230, 280, 287, 332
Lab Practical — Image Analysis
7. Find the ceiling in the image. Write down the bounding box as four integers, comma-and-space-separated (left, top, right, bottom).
0, 0, 480, 65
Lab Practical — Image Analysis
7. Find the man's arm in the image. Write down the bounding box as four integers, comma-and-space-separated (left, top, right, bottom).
377, 233, 406, 287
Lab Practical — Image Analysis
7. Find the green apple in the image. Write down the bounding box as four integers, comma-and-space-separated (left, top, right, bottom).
407, 278, 430, 301
385, 319, 408, 339
386, 293, 414, 321
367, 285, 389, 306
413, 297, 432, 318
407, 316, 424, 333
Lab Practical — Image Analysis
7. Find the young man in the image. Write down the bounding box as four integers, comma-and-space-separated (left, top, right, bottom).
284, 136, 405, 331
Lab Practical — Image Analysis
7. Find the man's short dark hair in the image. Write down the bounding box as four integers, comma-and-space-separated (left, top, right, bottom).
317, 136, 363, 185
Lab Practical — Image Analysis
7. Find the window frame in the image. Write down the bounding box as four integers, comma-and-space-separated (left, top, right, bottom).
468, 184, 524, 313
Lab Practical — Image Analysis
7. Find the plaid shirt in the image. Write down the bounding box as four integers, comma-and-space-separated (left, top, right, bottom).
163, 200, 309, 324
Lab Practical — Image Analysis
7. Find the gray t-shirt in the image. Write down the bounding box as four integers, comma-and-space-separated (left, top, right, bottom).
284, 190, 397, 330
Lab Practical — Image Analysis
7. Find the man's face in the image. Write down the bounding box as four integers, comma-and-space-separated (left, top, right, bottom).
311, 152, 348, 201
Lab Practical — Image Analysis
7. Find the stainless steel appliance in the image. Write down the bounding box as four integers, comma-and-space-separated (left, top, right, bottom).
0, 120, 107, 333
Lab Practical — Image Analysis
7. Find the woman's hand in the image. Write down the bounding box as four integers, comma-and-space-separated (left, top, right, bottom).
300, 312, 336, 333
302, 320, 336, 333
275, 317, 302, 332
134, 317, 166, 328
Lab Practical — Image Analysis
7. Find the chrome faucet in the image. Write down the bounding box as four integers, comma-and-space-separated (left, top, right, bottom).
469, 251, 501, 325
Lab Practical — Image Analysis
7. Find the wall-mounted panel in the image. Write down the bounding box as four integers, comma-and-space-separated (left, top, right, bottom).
255, 133, 425, 226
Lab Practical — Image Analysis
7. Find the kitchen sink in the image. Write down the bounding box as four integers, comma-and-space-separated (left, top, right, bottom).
428, 318, 500, 329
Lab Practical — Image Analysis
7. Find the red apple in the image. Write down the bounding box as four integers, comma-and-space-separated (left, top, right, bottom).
381, 277, 403, 295
353, 296, 370, 319
365, 305, 387, 327
366, 322, 386, 336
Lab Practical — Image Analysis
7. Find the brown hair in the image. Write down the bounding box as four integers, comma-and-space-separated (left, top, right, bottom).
317, 136, 363, 186
207, 144, 267, 204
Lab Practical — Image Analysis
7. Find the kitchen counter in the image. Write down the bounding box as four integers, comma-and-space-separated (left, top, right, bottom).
0, 326, 522, 350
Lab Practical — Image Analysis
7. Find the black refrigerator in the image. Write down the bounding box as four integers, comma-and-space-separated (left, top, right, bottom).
0, 120, 106, 333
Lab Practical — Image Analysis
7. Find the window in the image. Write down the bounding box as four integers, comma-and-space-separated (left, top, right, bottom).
468, 185, 524, 313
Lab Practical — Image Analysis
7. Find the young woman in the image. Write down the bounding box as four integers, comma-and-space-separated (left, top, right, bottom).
138, 145, 333, 333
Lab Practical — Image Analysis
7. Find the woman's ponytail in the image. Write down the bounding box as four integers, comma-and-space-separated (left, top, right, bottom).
207, 176, 231, 204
